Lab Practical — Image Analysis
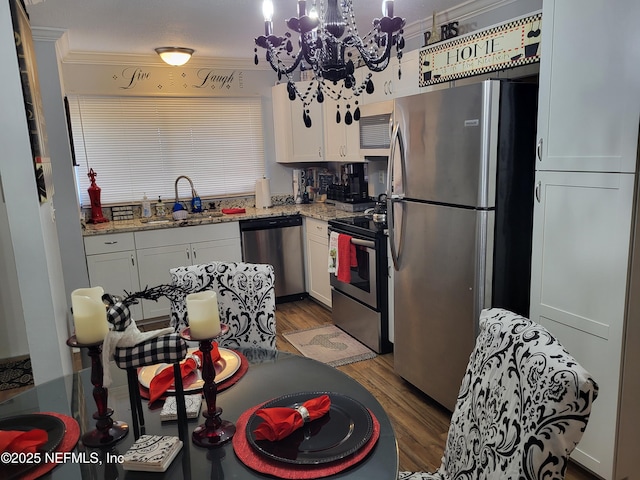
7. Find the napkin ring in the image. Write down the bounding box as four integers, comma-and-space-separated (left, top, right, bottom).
295, 405, 310, 423
186, 353, 201, 368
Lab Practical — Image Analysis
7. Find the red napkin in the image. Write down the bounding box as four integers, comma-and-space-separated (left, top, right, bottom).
148, 343, 220, 404
337, 234, 357, 283
0, 429, 48, 454
221, 208, 246, 214
253, 394, 331, 441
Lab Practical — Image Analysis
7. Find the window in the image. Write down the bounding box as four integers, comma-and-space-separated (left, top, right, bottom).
67, 95, 265, 206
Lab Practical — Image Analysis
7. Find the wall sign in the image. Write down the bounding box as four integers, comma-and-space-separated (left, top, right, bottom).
419, 12, 541, 87
10, 0, 54, 203
62, 62, 274, 97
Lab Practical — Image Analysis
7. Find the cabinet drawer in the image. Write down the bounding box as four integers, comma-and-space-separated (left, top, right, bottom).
135, 222, 240, 249
305, 218, 328, 241
84, 233, 135, 255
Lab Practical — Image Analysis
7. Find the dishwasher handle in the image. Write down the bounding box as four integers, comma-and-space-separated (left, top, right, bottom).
239, 215, 302, 231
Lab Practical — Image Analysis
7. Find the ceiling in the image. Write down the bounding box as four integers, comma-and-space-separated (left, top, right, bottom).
25, 0, 468, 62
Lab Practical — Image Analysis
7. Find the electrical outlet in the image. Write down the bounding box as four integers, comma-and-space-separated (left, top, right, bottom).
378, 171, 385, 184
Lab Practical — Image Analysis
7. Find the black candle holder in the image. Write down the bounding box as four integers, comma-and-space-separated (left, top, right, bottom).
180, 324, 236, 447
67, 336, 129, 447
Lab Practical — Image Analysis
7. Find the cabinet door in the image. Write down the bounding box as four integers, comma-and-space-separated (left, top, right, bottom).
272, 83, 294, 163
86, 250, 143, 321
290, 81, 324, 162
322, 96, 363, 162
191, 239, 242, 264
392, 50, 422, 99
305, 219, 331, 307
536, 0, 640, 173
529, 170, 635, 478
358, 62, 398, 105
136, 245, 190, 319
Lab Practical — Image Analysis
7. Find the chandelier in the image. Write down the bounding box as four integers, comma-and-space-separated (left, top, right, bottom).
254, 0, 405, 127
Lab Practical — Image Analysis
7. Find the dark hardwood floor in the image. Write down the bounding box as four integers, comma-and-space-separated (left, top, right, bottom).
0, 298, 599, 479
275, 298, 600, 480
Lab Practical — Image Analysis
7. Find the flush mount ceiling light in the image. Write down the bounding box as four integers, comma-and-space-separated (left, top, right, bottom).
255, 0, 405, 127
155, 47, 195, 66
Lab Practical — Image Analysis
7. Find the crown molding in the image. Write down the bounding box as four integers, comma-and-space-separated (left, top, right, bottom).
403, 0, 519, 42
31, 26, 65, 42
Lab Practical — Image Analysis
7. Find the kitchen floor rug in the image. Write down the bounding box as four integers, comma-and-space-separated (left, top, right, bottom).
283, 324, 377, 367
0, 356, 34, 390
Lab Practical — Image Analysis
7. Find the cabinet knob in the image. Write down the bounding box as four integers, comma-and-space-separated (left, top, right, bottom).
131, 254, 135, 266
104, 241, 118, 245
535, 181, 541, 203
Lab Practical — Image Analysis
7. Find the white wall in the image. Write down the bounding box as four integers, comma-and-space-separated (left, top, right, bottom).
33, 33, 89, 307
0, 1, 72, 381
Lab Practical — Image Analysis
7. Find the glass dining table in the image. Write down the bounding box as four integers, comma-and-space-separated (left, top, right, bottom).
0, 349, 399, 479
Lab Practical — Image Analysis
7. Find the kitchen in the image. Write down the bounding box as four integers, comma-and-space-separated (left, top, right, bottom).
1, 1, 639, 479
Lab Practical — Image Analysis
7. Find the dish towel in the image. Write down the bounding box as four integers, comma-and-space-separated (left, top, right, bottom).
328, 232, 339, 274
252, 394, 331, 441
337, 234, 357, 283
0, 429, 48, 454
147, 343, 220, 404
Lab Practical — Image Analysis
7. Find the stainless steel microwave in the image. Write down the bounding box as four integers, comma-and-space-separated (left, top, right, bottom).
358, 100, 393, 157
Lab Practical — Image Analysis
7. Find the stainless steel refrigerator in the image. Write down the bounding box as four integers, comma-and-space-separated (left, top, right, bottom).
389, 79, 538, 412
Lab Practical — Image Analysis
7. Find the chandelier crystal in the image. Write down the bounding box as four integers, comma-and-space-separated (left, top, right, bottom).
255, 0, 405, 127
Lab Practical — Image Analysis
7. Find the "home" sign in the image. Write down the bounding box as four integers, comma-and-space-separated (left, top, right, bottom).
419, 12, 542, 87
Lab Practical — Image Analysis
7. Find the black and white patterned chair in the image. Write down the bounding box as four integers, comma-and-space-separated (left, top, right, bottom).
169, 261, 277, 352
399, 308, 598, 480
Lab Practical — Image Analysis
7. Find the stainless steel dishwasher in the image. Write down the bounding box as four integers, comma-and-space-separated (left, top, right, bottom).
239, 215, 306, 302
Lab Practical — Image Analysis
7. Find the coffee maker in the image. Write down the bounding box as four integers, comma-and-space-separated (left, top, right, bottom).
341, 163, 369, 203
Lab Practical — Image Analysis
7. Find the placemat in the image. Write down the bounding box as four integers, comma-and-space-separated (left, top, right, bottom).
232, 403, 380, 479
140, 350, 249, 404
25, 412, 80, 480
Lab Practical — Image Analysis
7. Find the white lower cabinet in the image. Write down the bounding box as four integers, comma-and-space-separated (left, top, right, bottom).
84, 232, 143, 321
84, 223, 242, 322
529, 170, 635, 478
304, 218, 331, 307
134, 223, 242, 320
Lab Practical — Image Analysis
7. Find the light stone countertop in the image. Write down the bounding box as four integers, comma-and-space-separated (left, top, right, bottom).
82, 203, 359, 236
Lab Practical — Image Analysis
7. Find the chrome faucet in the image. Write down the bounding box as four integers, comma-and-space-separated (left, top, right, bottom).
174, 175, 202, 212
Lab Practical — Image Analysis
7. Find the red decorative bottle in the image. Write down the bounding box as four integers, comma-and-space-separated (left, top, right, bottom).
87, 168, 109, 224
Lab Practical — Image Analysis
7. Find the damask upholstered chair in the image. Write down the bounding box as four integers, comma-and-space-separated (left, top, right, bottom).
169, 261, 277, 353
399, 308, 598, 480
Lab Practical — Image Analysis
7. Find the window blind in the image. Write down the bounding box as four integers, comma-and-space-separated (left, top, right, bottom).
67, 95, 265, 206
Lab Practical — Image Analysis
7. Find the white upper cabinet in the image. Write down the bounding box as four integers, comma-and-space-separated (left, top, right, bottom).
536, 0, 640, 173
272, 82, 324, 163
389, 49, 423, 99
322, 94, 364, 163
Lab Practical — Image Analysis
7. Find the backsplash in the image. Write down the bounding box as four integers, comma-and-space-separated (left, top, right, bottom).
81, 194, 296, 223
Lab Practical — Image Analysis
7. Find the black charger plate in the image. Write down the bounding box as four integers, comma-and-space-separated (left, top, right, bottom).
246, 391, 373, 465
0, 414, 65, 480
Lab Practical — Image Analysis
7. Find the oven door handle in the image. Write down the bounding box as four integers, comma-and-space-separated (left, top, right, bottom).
350, 238, 375, 249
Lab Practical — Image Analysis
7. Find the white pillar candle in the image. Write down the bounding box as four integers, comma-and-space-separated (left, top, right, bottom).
186, 290, 221, 340
71, 286, 109, 344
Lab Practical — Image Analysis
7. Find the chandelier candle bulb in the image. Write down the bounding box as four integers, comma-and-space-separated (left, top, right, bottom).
71, 286, 109, 344
382, 0, 394, 17
186, 291, 221, 340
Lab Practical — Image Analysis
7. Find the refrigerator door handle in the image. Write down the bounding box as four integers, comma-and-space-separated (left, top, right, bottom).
388, 121, 406, 271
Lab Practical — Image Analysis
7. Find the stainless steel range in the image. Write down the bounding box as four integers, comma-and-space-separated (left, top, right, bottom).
327, 216, 391, 354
